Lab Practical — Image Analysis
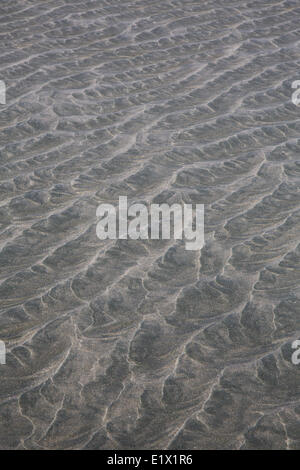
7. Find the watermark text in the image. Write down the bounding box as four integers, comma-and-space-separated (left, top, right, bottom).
96, 197, 204, 251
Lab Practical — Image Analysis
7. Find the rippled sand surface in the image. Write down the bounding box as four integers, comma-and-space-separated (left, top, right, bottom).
1, 0, 300, 450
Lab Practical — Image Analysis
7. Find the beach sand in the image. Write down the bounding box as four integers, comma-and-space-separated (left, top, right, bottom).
1, 0, 300, 450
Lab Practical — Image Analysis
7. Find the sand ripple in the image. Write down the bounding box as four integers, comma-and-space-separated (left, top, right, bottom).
1, 0, 300, 450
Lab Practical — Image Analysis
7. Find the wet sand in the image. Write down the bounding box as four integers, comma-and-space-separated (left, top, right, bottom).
1, 0, 300, 450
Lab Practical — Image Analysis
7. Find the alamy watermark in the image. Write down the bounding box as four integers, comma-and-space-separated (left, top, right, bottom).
291, 340, 300, 365
292, 80, 300, 106
96, 197, 204, 250
0, 341, 6, 365
0, 80, 6, 104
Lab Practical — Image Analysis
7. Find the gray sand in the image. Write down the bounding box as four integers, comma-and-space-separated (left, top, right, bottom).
1, 0, 300, 450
